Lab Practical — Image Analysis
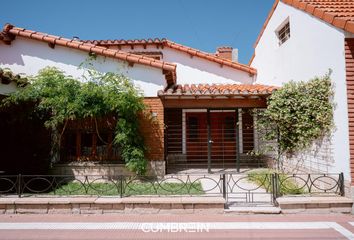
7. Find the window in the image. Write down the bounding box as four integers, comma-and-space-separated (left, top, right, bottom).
60, 116, 121, 162
276, 21, 290, 45
187, 116, 199, 141
224, 116, 235, 141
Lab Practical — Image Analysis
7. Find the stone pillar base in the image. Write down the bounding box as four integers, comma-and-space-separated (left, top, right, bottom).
147, 160, 165, 177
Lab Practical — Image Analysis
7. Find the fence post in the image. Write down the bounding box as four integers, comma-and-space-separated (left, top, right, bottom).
120, 176, 124, 198
271, 173, 279, 205
339, 172, 345, 196
221, 174, 227, 201
18, 174, 21, 198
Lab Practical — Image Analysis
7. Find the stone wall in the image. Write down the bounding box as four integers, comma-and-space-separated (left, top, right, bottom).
281, 135, 335, 174
0, 197, 225, 214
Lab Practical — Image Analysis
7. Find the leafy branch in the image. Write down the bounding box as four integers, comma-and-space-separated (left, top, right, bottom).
255, 71, 334, 170
2, 67, 148, 175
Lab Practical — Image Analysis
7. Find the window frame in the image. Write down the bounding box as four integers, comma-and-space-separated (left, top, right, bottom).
275, 18, 290, 46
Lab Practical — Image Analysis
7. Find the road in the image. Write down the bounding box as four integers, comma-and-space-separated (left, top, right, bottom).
0, 213, 353, 240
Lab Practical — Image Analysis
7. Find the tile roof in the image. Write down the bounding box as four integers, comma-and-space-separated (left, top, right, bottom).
158, 84, 277, 98
0, 24, 177, 85
83, 39, 257, 75
250, 0, 354, 65
283, 0, 354, 32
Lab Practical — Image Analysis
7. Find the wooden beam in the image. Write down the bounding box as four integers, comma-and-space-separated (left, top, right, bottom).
161, 98, 268, 108
48, 42, 55, 49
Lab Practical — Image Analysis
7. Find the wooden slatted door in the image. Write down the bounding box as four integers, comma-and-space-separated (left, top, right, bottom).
186, 112, 208, 163
185, 111, 237, 167
210, 111, 237, 167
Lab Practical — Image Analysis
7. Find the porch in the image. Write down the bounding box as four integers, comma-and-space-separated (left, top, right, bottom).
159, 84, 277, 173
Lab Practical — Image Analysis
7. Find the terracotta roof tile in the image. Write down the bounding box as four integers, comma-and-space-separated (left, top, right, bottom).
83, 38, 257, 75
0, 24, 177, 85
158, 84, 277, 98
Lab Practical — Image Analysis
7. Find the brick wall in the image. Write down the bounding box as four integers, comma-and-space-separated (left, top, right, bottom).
140, 97, 164, 161
345, 38, 354, 184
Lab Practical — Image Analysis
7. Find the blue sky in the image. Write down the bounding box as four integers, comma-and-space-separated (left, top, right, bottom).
1, 0, 274, 64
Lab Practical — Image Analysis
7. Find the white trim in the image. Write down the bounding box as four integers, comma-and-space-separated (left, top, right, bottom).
183, 109, 207, 113
238, 109, 243, 154
210, 110, 235, 112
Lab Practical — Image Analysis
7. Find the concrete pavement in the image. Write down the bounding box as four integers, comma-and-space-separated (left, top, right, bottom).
0, 213, 353, 239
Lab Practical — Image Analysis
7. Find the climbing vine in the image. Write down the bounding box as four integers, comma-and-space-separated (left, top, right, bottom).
256, 71, 334, 166
2, 67, 148, 175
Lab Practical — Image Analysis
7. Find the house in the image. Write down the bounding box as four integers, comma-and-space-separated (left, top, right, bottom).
251, 0, 354, 192
0, 24, 276, 176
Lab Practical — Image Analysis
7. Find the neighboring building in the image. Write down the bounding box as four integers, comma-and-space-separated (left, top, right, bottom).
0, 24, 276, 176
251, 0, 354, 191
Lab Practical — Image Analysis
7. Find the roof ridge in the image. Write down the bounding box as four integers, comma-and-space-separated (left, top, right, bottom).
158, 83, 278, 97
1, 24, 176, 85
82, 38, 257, 75
163, 40, 257, 75
82, 38, 168, 45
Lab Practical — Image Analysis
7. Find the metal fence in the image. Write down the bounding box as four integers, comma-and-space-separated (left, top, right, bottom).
0, 173, 345, 206
165, 109, 264, 173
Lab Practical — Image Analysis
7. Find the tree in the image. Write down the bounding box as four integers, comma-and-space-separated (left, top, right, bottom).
256, 72, 334, 171
2, 67, 148, 175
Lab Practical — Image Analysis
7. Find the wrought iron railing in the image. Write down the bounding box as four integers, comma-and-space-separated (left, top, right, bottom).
0, 173, 345, 206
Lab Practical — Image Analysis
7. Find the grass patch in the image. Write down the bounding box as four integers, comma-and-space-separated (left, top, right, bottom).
247, 169, 305, 195
50, 181, 204, 196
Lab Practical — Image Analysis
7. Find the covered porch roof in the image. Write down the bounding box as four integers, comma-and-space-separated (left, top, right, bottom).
158, 83, 278, 108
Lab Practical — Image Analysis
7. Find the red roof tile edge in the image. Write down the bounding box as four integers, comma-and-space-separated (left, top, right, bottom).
249, 0, 280, 66
282, 0, 354, 35
0, 24, 177, 85
83, 38, 257, 75
158, 83, 278, 97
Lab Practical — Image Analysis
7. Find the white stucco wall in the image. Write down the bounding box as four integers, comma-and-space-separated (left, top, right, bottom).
116, 45, 255, 85
0, 37, 166, 97
252, 2, 350, 179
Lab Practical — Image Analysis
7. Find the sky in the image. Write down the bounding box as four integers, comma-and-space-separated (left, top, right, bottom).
0, 0, 274, 64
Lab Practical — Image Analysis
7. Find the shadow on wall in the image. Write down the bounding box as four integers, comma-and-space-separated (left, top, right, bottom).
281, 135, 334, 174
0, 99, 51, 174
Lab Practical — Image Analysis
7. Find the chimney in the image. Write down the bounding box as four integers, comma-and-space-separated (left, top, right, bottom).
216, 46, 238, 62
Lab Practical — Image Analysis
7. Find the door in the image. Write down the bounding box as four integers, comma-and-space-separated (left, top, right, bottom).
185, 111, 237, 167
210, 111, 237, 167
186, 112, 208, 163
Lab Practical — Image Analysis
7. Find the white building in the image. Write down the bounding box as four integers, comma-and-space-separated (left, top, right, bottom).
0, 23, 274, 176
251, 0, 354, 192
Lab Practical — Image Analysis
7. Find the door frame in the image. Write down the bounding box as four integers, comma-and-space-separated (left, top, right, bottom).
182, 108, 242, 173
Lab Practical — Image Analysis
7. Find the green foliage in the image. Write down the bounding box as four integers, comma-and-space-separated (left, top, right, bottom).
2, 67, 147, 175
0, 67, 29, 87
247, 169, 305, 195
257, 72, 334, 158
51, 181, 204, 196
